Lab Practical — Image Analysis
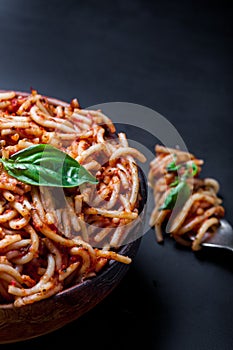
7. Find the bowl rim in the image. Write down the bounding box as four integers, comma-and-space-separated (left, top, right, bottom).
0, 238, 141, 310
0, 89, 70, 107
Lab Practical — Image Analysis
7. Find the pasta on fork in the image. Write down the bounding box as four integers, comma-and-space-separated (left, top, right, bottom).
148, 144, 225, 251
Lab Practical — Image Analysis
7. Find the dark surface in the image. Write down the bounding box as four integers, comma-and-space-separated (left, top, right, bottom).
1, 0, 233, 349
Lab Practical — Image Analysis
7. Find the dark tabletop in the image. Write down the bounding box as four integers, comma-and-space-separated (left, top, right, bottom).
1, 0, 233, 349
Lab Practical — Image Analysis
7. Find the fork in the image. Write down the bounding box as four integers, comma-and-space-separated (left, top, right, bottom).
200, 219, 233, 252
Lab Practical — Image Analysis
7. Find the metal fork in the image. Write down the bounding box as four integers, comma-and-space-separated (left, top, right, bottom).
201, 219, 233, 252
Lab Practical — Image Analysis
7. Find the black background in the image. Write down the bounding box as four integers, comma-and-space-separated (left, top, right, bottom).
1, 0, 233, 349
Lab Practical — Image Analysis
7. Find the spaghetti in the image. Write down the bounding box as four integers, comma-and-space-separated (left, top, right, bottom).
0, 89, 146, 306
149, 144, 225, 251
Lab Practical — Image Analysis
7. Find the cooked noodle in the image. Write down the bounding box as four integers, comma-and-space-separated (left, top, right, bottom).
0, 89, 146, 306
149, 144, 225, 251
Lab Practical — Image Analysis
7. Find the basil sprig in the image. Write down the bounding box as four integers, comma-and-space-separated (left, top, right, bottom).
0, 144, 98, 187
159, 181, 190, 211
159, 155, 198, 211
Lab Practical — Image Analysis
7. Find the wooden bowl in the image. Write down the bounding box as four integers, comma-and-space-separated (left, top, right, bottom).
0, 90, 147, 344
0, 238, 142, 344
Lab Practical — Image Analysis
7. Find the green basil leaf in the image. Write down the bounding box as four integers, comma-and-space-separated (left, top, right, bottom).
180, 162, 198, 182
191, 162, 198, 177
0, 144, 98, 187
166, 156, 181, 172
159, 181, 190, 211
169, 178, 179, 187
